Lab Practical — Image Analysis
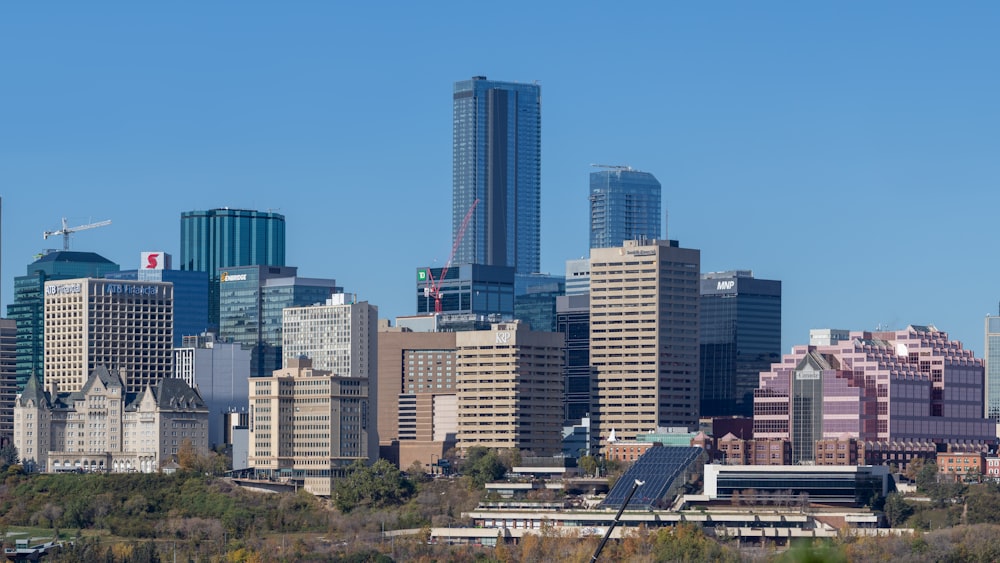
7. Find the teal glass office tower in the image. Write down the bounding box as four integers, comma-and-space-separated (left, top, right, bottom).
453, 76, 541, 274
589, 167, 662, 249
180, 208, 286, 328
7, 251, 120, 390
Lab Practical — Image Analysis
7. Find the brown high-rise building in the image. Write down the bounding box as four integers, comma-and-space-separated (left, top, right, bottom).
377, 327, 458, 470
590, 239, 701, 452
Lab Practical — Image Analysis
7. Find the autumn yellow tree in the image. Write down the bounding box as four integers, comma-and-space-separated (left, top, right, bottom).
176, 438, 197, 470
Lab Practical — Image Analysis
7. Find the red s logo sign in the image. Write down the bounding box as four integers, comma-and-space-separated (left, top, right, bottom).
146, 254, 159, 269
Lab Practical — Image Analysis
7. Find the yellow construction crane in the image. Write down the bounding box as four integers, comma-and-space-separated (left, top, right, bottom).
43, 217, 112, 251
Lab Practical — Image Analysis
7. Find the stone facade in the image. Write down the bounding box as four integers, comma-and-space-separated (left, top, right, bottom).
14, 366, 208, 473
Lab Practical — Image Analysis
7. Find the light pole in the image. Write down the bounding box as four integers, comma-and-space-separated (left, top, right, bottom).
431, 454, 438, 476
590, 479, 645, 563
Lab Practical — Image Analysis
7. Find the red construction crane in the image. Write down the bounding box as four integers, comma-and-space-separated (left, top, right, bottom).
427, 199, 479, 313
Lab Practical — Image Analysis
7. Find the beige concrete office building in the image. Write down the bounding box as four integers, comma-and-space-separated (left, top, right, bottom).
376, 327, 458, 471
281, 294, 378, 377
43, 278, 174, 395
456, 321, 564, 456
590, 239, 700, 451
248, 357, 374, 496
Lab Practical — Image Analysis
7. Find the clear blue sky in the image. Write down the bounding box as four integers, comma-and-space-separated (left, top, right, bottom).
2, 3, 999, 354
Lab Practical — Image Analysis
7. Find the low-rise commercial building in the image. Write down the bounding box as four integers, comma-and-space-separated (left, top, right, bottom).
755, 325, 993, 469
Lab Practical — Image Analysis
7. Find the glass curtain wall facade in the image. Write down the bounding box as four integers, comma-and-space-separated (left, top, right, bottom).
557, 294, 591, 423
589, 167, 662, 249
985, 315, 1000, 421
415, 263, 515, 330
7, 251, 119, 390
514, 286, 563, 333
699, 271, 782, 418
790, 353, 826, 464
453, 76, 541, 274
218, 265, 339, 378
179, 209, 285, 328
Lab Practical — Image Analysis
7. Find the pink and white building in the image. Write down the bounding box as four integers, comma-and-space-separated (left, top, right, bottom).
754, 325, 994, 468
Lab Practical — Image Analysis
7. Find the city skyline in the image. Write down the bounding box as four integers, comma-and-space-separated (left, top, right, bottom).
3, 4, 1000, 355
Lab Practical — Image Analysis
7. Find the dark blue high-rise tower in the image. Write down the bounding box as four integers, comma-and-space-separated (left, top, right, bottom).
453, 76, 541, 274
589, 166, 662, 249
699, 270, 782, 418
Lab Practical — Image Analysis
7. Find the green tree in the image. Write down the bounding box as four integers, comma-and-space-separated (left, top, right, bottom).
916, 461, 939, 494
0, 444, 19, 470
462, 447, 508, 487
578, 455, 597, 477
966, 484, 1000, 524
332, 459, 416, 513
905, 457, 926, 482
883, 492, 914, 527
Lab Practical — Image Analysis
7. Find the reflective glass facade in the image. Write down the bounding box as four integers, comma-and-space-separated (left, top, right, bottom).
415, 264, 514, 319
699, 271, 781, 417
453, 77, 541, 274
514, 286, 563, 334
589, 168, 661, 249
556, 294, 591, 423
985, 315, 1000, 421
7, 251, 119, 390
179, 209, 285, 328
791, 354, 826, 464
217, 265, 339, 378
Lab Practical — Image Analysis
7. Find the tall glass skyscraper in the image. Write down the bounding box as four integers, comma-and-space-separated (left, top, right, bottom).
179, 208, 286, 328
700, 271, 782, 418
984, 315, 1000, 422
7, 251, 120, 390
589, 167, 662, 249
453, 76, 541, 274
